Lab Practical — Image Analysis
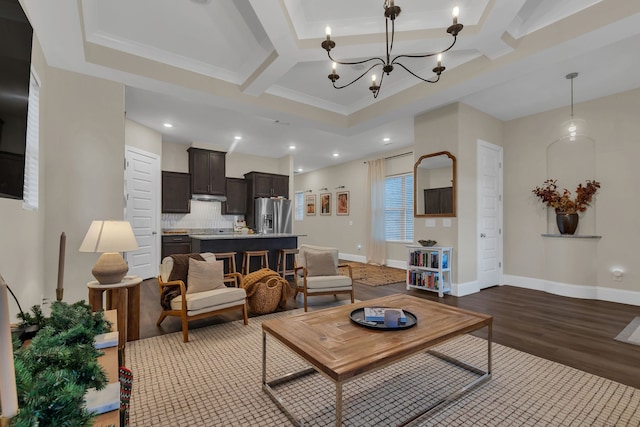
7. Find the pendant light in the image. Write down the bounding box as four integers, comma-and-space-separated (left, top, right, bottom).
561, 72, 587, 142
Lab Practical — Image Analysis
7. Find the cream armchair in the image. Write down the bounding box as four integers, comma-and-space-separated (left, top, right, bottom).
157, 253, 248, 342
294, 244, 354, 311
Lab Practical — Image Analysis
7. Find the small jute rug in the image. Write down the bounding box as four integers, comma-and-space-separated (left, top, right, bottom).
342, 261, 406, 286
127, 310, 640, 426
615, 316, 640, 346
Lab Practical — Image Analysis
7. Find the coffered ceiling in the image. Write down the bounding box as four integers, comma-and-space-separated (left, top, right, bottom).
19, 0, 640, 172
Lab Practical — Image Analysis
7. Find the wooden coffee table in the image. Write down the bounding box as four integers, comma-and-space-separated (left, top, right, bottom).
262, 294, 492, 426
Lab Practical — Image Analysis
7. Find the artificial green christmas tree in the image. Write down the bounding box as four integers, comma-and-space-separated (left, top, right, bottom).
8, 301, 111, 427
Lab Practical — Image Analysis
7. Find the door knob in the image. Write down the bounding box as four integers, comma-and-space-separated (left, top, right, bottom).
480, 233, 486, 238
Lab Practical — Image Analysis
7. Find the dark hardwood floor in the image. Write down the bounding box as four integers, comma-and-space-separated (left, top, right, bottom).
138, 278, 640, 389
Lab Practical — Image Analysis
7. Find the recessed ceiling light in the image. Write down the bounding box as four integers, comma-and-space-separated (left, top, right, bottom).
234, 136, 242, 140
383, 137, 390, 142
332, 153, 339, 157
297, 168, 303, 172
163, 123, 173, 128
289, 145, 296, 150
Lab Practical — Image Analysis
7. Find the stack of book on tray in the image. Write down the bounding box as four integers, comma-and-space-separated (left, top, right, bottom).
364, 307, 407, 326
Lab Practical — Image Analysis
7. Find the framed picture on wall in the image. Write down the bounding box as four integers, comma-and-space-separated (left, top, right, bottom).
336, 191, 349, 216
306, 194, 316, 215
320, 193, 331, 215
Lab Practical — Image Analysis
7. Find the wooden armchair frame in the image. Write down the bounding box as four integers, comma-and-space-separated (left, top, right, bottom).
294, 264, 354, 312
156, 271, 248, 342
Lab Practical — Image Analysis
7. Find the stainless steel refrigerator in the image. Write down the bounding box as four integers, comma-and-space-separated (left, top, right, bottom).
254, 198, 292, 234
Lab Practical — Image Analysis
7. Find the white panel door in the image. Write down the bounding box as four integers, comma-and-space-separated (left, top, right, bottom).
125, 146, 160, 280
477, 140, 503, 289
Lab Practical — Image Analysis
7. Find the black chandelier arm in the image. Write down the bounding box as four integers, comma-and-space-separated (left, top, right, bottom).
332, 63, 382, 90
393, 62, 441, 83
390, 36, 457, 63
327, 51, 386, 67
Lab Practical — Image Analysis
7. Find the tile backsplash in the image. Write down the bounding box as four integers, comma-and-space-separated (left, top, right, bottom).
162, 200, 240, 229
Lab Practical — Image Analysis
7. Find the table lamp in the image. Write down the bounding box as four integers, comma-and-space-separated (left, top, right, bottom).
79, 220, 139, 285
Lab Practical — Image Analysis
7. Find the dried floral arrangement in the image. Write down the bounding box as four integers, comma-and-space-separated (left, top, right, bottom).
532, 179, 600, 214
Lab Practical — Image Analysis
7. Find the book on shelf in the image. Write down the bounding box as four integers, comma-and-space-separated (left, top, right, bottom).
364, 307, 407, 323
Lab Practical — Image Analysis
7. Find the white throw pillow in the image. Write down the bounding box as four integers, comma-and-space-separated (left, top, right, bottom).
187, 259, 226, 294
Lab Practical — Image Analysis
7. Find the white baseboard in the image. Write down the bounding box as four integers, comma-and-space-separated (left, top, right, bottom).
453, 281, 479, 297
339, 253, 367, 263
335, 257, 640, 306
503, 274, 640, 306
385, 259, 406, 270
339, 254, 406, 269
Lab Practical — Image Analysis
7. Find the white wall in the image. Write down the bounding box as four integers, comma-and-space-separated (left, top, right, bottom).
125, 119, 162, 156
503, 87, 640, 304
42, 67, 125, 306
0, 35, 127, 321
293, 147, 413, 265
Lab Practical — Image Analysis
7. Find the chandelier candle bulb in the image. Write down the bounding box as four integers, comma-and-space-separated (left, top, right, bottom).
453, 6, 459, 24
325, 26, 331, 40
332, 62, 336, 72
437, 54, 442, 67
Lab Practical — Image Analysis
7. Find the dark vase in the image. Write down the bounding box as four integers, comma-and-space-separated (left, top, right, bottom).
556, 212, 579, 235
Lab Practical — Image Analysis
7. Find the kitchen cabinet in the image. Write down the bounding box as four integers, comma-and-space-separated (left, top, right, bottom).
222, 177, 247, 214
162, 235, 192, 259
244, 171, 289, 198
244, 171, 289, 229
162, 171, 191, 213
187, 147, 226, 196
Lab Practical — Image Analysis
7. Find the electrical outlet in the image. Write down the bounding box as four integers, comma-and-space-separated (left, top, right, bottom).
612, 269, 623, 281
42, 297, 51, 306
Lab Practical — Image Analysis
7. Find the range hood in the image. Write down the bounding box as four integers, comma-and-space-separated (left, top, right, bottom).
191, 194, 227, 202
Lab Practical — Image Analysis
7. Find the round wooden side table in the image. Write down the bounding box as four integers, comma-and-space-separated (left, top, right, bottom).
87, 275, 142, 361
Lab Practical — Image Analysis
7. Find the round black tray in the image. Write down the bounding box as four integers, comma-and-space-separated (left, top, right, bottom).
349, 307, 418, 330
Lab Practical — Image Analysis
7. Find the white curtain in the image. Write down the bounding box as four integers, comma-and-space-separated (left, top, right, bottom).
366, 159, 386, 265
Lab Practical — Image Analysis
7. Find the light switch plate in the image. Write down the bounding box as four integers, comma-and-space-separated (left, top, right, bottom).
425, 218, 436, 227
442, 218, 452, 227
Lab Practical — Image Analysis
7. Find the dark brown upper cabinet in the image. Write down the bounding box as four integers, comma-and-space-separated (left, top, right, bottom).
244, 171, 289, 198
187, 147, 226, 196
222, 177, 247, 214
161, 171, 191, 213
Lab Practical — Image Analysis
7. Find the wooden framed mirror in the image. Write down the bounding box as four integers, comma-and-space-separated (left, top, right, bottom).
414, 151, 456, 217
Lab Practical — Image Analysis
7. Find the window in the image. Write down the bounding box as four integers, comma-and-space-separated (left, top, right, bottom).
384, 173, 413, 241
294, 191, 304, 221
23, 69, 40, 210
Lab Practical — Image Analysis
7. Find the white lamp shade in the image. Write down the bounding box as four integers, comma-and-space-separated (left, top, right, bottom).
79, 220, 139, 253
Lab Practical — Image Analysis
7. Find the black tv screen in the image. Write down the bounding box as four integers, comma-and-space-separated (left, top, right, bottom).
0, 0, 33, 199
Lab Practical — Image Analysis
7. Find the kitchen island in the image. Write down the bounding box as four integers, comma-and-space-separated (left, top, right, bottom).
190, 233, 300, 273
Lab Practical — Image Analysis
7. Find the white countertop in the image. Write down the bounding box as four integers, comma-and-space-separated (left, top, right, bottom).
190, 233, 302, 240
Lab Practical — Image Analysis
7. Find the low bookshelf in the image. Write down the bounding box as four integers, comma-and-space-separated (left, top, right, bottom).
406, 245, 452, 297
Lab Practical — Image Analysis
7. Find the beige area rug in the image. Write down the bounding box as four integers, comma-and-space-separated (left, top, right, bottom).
342, 261, 406, 286
127, 310, 640, 426
615, 316, 640, 346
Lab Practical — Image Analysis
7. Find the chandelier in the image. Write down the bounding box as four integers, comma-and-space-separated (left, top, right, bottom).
321, 1, 464, 98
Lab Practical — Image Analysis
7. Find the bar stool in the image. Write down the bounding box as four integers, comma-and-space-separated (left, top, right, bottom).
242, 250, 269, 275
213, 252, 237, 274
277, 248, 298, 280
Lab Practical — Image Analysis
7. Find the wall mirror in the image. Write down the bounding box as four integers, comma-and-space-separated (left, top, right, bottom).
414, 151, 456, 217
